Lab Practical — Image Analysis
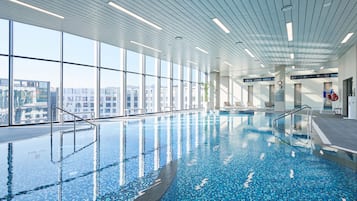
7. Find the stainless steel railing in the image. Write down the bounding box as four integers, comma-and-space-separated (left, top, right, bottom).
273, 105, 312, 137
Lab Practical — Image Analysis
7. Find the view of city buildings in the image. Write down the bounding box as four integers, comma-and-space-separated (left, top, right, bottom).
0, 78, 203, 124
0, 20, 206, 126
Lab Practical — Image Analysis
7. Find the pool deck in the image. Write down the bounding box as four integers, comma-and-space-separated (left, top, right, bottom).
312, 113, 357, 154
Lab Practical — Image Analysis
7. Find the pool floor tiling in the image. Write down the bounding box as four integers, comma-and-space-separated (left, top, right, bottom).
0, 112, 356, 200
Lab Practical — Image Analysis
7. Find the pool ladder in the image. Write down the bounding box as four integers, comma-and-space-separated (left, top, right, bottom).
273, 105, 312, 137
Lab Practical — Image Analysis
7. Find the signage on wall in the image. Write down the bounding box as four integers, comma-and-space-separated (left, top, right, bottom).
243, 77, 275, 83
290, 73, 338, 80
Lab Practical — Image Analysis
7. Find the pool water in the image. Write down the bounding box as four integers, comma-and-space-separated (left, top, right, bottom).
0, 112, 356, 200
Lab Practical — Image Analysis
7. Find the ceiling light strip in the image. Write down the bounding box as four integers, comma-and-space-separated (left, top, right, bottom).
244, 49, 255, 58
187, 60, 198, 65
9, 0, 64, 19
108, 2, 162, 30
341, 32, 354, 44
286, 22, 293, 41
195, 47, 208, 54
212, 18, 230, 33
260, 64, 265, 68
290, 53, 294, 59
130, 41, 161, 52
224, 61, 232, 66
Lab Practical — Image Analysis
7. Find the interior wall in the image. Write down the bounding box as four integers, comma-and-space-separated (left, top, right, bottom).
337, 44, 357, 117
285, 71, 339, 111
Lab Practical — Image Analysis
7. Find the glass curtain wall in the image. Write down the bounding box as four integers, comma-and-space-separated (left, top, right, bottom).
13, 22, 60, 124
0, 19, 9, 125
145, 56, 158, 113
100, 43, 123, 117
192, 68, 198, 108
63, 33, 96, 120
1, 18, 203, 125
160, 60, 170, 112
126, 50, 143, 115
172, 63, 180, 111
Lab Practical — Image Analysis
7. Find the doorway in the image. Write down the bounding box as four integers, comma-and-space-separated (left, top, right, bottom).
323, 82, 332, 110
343, 77, 353, 116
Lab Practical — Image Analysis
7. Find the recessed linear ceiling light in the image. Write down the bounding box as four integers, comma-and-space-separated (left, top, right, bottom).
341, 32, 354, 44
320, 66, 324, 69
212, 18, 230, 33
292, 66, 295, 69
224, 61, 232, 66
290, 53, 294, 59
195, 47, 208, 54
108, 1, 162, 30
286, 22, 293, 41
187, 60, 198, 65
130, 41, 161, 52
244, 49, 255, 58
9, 0, 64, 19
260, 64, 265, 68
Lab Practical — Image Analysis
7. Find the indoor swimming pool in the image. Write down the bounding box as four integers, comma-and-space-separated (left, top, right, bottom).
0, 112, 356, 200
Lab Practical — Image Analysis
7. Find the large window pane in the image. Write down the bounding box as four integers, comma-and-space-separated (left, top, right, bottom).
0, 56, 8, 125
145, 56, 156, 76
0, 19, 9, 54
160, 78, 170, 111
172, 80, 180, 110
172, 63, 180, 80
183, 81, 190, 109
183, 66, 189, 81
101, 43, 122, 70
13, 22, 60, 60
145, 75, 157, 113
200, 83, 204, 108
200, 71, 206, 83
192, 82, 198, 108
127, 73, 142, 115
127, 50, 141, 73
192, 68, 198, 83
13, 58, 60, 124
63, 33, 95, 66
100, 69, 122, 117
63, 64, 95, 119
161, 60, 169, 78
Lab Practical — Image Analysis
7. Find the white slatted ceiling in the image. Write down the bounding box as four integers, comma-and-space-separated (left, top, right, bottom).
0, 0, 356, 77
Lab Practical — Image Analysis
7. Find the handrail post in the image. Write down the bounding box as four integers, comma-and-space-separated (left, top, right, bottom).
290, 113, 293, 135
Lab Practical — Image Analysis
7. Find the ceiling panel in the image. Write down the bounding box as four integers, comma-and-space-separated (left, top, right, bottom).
0, 0, 356, 77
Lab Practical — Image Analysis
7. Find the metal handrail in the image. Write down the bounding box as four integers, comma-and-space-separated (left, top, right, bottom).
273, 105, 312, 137
274, 105, 312, 122
56, 107, 97, 127
50, 106, 97, 135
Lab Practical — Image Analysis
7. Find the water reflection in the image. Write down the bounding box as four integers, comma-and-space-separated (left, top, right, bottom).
0, 112, 318, 200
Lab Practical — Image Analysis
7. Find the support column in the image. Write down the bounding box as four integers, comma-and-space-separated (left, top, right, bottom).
275, 65, 286, 111
209, 72, 220, 110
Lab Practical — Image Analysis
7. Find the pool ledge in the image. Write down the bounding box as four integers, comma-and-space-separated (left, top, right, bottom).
312, 118, 357, 171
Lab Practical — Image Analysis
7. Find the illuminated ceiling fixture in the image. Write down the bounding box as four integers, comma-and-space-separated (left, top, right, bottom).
187, 60, 198, 65
292, 65, 295, 69
130, 41, 161, 52
341, 32, 354, 44
9, 0, 64, 19
108, 1, 162, 30
320, 66, 324, 69
244, 49, 255, 58
290, 53, 294, 59
224, 61, 232, 66
286, 22, 293, 41
260, 64, 265, 68
212, 18, 230, 33
195, 47, 208, 54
